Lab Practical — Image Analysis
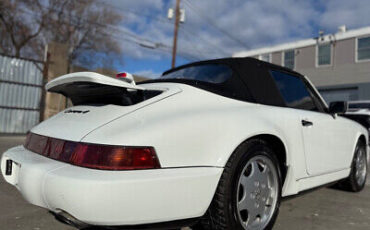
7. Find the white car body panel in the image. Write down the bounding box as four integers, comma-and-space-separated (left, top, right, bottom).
297, 168, 351, 192
46, 72, 144, 91
299, 110, 359, 175
347, 109, 370, 116
32, 83, 181, 141
1, 146, 222, 225
1, 71, 369, 226
79, 82, 367, 195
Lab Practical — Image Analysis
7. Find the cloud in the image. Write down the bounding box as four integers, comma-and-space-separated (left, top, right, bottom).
133, 69, 162, 79
319, 0, 370, 32
104, 0, 370, 63
181, 0, 319, 52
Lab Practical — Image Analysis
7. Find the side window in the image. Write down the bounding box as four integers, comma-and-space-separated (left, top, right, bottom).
270, 70, 318, 111
303, 81, 327, 113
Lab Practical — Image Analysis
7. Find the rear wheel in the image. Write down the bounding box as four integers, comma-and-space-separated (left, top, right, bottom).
340, 140, 367, 192
197, 139, 282, 230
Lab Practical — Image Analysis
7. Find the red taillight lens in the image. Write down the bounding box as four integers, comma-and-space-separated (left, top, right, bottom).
70, 144, 159, 170
24, 133, 160, 170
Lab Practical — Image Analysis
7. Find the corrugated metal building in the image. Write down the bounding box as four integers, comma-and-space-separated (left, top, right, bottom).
0, 55, 43, 134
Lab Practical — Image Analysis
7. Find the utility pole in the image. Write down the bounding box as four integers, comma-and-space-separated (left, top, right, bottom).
171, 0, 181, 68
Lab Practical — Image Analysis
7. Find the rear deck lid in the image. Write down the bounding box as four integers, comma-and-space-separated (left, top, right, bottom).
32, 72, 181, 141
46, 72, 150, 106
46, 72, 144, 93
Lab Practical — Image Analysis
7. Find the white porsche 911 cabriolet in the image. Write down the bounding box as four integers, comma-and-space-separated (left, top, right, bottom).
1, 58, 369, 230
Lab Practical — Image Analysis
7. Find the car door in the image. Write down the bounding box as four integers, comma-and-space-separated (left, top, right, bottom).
270, 70, 354, 176
299, 78, 356, 175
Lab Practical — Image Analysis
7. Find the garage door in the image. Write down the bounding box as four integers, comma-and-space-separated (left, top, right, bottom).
319, 88, 358, 104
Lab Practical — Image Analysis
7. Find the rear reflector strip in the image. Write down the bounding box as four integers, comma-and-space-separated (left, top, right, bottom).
24, 133, 160, 170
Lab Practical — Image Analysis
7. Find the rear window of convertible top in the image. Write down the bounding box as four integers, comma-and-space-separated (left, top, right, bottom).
162, 64, 232, 84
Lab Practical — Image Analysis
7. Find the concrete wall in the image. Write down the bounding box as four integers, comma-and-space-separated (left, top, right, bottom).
236, 30, 370, 102
335, 38, 356, 66
288, 37, 370, 87
246, 36, 370, 89
296, 46, 315, 69
271, 52, 282, 65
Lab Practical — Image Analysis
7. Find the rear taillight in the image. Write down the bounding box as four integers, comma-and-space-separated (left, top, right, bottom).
24, 133, 160, 170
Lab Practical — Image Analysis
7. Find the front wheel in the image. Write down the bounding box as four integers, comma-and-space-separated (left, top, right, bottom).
340, 140, 367, 192
197, 139, 282, 230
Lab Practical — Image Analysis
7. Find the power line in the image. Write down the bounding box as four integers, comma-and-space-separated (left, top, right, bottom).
97, 0, 228, 59
95, 0, 173, 26
179, 25, 230, 57
183, 0, 249, 49
54, 3, 201, 61
21, 6, 154, 47
19, 4, 202, 62
178, 28, 207, 60
98, 0, 203, 62
28, 6, 165, 50
90, 20, 201, 61
106, 31, 200, 61
96, 0, 201, 62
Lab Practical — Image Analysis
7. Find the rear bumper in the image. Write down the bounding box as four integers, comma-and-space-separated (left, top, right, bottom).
1, 146, 223, 226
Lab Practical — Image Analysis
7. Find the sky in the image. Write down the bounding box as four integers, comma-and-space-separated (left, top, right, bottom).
103, 0, 370, 78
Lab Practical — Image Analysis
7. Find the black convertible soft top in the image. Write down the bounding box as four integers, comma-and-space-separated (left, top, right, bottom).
139, 57, 306, 107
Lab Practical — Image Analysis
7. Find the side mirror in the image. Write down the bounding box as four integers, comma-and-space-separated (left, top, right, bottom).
329, 101, 348, 115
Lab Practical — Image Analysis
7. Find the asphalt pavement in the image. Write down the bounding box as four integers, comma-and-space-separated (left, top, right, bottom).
0, 136, 370, 230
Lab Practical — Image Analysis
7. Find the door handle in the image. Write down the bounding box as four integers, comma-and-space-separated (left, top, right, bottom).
301, 119, 313, 127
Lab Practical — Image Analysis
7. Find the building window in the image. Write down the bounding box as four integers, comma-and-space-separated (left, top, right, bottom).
259, 53, 270, 62
317, 43, 331, 66
283, 50, 295, 69
357, 36, 370, 61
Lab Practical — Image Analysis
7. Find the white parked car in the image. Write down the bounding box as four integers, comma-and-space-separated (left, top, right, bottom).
344, 101, 370, 134
348, 100, 370, 112
1, 58, 369, 230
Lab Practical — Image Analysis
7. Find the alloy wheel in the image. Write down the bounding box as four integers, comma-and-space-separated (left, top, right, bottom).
236, 155, 279, 230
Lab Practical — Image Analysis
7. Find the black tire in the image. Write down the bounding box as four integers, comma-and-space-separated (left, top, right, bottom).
339, 140, 367, 192
191, 222, 206, 230
196, 139, 282, 230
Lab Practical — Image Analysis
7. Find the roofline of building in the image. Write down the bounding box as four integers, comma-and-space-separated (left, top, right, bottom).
233, 26, 370, 57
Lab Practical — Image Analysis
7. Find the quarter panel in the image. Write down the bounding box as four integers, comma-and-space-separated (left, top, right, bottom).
82, 85, 309, 191
31, 84, 181, 141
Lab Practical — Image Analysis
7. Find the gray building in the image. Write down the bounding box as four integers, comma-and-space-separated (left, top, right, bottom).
233, 26, 370, 104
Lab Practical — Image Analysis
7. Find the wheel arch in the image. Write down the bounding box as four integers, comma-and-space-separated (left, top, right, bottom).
353, 133, 368, 159
233, 134, 289, 186
358, 134, 369, 163
358, 134, 366, 146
